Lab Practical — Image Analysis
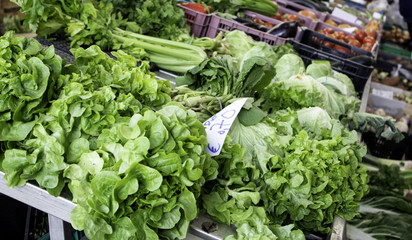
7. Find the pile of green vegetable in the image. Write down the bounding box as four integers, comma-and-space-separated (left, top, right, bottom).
0, 31, 68, 143
1, 3, 407, 237
347, 154, 412, 240
195, 0, 279, 17
13, 0, 207, 73
0, 32, 218, 240
169, 31, 377, 239
201, 109, 369, 238
102, 0, 190, 41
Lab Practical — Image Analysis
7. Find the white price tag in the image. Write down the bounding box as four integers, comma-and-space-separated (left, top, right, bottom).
331, 8, 358, 23
203, 98, 248, 156
372, 89, 394, 100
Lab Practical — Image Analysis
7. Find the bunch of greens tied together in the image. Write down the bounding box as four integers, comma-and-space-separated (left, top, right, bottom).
13, 0, 207, 73
0, 32, 218, 240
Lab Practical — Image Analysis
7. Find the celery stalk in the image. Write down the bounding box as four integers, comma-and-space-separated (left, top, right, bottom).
113, 29, 207, 73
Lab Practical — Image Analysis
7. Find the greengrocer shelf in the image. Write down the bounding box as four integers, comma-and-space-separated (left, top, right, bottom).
0, 171, 209, 240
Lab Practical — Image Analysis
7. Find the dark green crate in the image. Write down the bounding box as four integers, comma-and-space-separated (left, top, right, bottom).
380, 44, 412, 59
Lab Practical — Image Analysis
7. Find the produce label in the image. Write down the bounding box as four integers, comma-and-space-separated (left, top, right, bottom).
372, 89, 393, 100
331, 8, 357, 23
203, 98, 248, 156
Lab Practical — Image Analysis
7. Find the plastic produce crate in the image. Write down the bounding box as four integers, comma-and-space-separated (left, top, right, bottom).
379, 43, 412, 59
277, 5, 317, 29
377, 51, 412, 70
243, 10, 285, 27
242, 10, 302, 37
289, 39, 373, 95
313, 22, 379, 56
206, 14, 287, 46
362, 132, 410, 160
323, 14, 366, 30
178, 4, 212, 37
375, 59, 398, 74
297, 29, 374, 59
273, 0, 288, 6
323, 14, 382, 39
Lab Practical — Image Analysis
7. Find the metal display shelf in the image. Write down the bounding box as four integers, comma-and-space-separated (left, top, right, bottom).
189, 214, 346, 240
0, 171, 208, 240
359, 75, 372, 113
357, 75, 372, 142
0, 171, 74, 239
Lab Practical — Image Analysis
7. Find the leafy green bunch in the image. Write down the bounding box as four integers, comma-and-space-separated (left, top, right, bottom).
104, 0, 190, 41
0, 31, 68, 142
171, 86, 235, 122
1, 40, 216, 239
260, 74, 347, 119
202, 137, 306, 240
14, 0, 123, 49
201, 109, 369, 237
67, 103, 218, 240
71, 46, 171, 109
195, 0, 278, 17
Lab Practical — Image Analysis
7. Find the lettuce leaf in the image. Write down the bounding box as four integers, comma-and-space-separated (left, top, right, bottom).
274, 54, 305, 81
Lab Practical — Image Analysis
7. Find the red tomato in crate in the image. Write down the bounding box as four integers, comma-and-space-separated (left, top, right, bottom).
326, 33, 337, 39
363, 36, 376, 45
344, 35, 356, 42
355, 30, 367, 42
348, 39, 361, 47
335, 31, 346, 40
361, 45, 372, 52
323, 27, 335, 34
333, 45, 349, 54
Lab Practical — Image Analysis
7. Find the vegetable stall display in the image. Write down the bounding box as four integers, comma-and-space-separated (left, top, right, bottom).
0, 29, 376, 240
0, 32, 218, 240
172, 31, 385, 239
3, 0, 410, 239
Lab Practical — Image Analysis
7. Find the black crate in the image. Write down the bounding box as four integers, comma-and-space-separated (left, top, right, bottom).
375, 59, 399, 73
297, 29, 373, 59
289, 40, 373, 96
377, 51, 412, 71
362, 132, 411, 160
